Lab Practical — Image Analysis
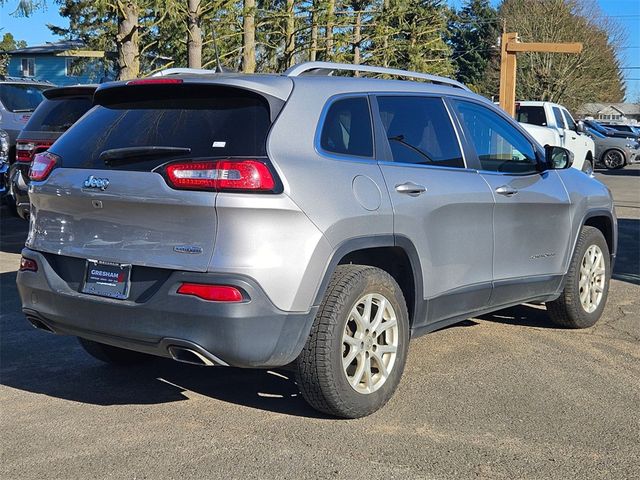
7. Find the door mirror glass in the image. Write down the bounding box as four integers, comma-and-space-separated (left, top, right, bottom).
545, 145, 573, 169
577, 120, 585, 133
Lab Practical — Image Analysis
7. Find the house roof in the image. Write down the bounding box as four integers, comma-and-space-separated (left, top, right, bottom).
578, 102, 640, 116
6, 40, 87, 55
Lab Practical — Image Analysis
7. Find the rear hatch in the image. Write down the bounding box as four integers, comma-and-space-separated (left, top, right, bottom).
27, 80, 282, 272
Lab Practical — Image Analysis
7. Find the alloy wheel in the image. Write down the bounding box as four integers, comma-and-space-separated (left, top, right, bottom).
342, 293, 399, 394
579, 244, 606, 314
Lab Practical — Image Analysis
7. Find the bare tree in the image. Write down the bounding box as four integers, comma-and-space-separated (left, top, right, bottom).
242, 0, 256, 72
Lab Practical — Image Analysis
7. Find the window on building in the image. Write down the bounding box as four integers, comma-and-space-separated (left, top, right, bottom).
66, 57, 86, 77
21, 58, 35, 77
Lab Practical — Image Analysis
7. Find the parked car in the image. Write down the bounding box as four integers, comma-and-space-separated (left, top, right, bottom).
10, 85, 96, 219
585, 125, 640, 169
584, 119, 640, 141
599, 123, 640, 139
0, 129, 9, 196
16, 63, 617, 418
515, 101, 595, 172
0, 76, 52, 163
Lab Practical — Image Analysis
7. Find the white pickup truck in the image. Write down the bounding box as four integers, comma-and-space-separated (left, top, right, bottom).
515, 101, 595, 172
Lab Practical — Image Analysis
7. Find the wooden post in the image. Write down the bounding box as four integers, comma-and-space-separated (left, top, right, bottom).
499, 33, 583, 117
499, 32, 518, 118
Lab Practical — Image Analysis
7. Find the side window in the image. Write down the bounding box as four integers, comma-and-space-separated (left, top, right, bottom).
562, 109, 577, 131
320, 97, 373, 157
376, 96, 464, 168
552, 107, 565, 129
451, 100, 538, 174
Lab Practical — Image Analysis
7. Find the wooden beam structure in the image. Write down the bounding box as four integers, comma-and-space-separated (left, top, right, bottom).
499, 33, 583, 117
56, 50, 105, 58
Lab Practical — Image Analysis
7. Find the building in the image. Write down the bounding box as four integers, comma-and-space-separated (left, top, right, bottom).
6, 40, 111, 86
577, 103, 640, 125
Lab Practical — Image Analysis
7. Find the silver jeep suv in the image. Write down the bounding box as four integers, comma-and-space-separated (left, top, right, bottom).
16, 62, 617, 418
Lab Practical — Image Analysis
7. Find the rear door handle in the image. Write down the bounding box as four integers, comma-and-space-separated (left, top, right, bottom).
395, 182, 426, 196
495, 185, 518, 196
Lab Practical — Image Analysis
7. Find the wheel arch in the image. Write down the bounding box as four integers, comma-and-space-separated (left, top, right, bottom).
583, 211, 616, 259
312, 235, 425, 328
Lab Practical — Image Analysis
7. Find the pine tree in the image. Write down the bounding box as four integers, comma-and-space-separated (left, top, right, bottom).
370, 0, 453, 76
449, 0, 499, 93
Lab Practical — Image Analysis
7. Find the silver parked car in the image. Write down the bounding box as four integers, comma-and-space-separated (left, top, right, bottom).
585, 125, 640, 169
16, 63, 617, 418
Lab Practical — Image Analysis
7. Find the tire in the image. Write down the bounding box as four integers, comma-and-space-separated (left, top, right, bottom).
546, 226, 610, 328
78, 338, 152, 365
581, 159, 593, 174
296, 265, 410, 418
602, 149, 626, 170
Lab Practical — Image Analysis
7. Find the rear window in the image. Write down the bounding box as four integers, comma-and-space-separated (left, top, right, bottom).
0, 83, 48, 113
24, 96, 93, 132
515, 105, 547, 127
51, 86, 272, 170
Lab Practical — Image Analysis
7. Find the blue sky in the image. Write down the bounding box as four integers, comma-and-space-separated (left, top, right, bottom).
1, 0, 639, 100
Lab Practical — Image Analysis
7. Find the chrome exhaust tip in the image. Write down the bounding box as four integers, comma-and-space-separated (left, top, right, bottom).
26, 316, 55, 334
167, 345, 217, 366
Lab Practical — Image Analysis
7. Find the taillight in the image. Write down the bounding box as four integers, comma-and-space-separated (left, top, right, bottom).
19, 256, 38, 272
164, 159, 276, 192
16, 141, 35, 162
16, 140, 53, 163
177, 283, 244, 302
29, 152, 59, 181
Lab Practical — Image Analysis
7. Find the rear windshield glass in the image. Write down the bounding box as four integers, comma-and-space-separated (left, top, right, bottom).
0, 84, 49, 112
51, 86, 271, 170
515, 105, 547, 127
25, 96, 94, 132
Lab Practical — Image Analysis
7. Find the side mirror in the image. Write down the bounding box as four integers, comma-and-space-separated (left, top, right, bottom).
545, 145, 574, 170
576, 120, 585, 133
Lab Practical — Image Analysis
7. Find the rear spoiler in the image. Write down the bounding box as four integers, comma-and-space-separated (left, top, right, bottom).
43, 85, 98, 100
94, 81, 287, 123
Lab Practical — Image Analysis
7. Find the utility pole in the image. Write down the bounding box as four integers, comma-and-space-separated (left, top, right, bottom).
499, 33, 583, 117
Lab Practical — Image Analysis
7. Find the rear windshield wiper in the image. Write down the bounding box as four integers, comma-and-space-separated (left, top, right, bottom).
100, 146, 191, 166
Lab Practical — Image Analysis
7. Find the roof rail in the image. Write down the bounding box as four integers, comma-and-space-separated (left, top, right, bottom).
284, 62, 470, 91
152, 68, 216, 77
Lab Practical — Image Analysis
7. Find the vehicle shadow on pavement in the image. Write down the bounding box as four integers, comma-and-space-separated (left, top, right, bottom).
594, 168, 640, 177
0, 208, 28, 255
477, 303, 559, 329
614, 218, 640, 286
0, 270, 328, 418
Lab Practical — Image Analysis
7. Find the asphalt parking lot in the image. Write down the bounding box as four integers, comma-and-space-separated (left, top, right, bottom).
1, 166, 638, 480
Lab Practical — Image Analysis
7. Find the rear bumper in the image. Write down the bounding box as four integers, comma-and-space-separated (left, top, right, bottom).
17, 248, 317, 368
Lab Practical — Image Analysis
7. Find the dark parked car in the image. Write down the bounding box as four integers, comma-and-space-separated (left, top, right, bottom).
584, 120, 640, 141
600, 123, 640, 137
10, 85, 96, 218
0, 129, 9, 196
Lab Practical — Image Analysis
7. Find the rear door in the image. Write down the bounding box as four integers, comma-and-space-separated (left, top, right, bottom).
27, 82, 274, 272
374, 95, 495, 326
450, 99, 572, 305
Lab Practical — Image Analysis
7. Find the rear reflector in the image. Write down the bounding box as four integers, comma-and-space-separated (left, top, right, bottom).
29, 151, 59, 181
19, 257, 38, 272
126, 78, 183, 86
164, 160, 276, 192
177, 283, 244, 302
